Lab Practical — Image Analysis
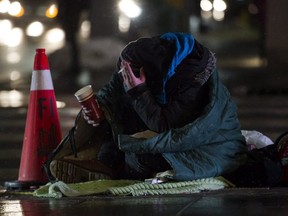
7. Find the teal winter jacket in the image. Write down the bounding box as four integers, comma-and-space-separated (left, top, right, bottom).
97, 33, 247, 181
117, 70, 247, 181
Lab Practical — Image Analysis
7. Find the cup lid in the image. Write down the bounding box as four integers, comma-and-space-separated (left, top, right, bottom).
74, 85, 93, 101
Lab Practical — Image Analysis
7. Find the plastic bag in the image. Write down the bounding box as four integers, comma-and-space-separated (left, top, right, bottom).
241, 130, 273, 150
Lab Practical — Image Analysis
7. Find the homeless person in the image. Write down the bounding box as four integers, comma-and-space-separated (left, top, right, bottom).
43, 32, 282, 187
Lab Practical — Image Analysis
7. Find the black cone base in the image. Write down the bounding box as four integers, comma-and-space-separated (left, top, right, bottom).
4, 180, 47, 191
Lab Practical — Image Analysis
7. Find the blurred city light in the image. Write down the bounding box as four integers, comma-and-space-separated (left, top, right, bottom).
0, 19, 12, 44
45, 4, 58, 18
213, 0, 227, 12
26, 21, 44, 37
200, 0, 227, 21
213, 10, 225, 21
9, 70, 21, 81
8, 1, 24, 17
118, 14, 131, 33
6, 52, 21, 63
0, 0, 10, 13
80, 20, 91, 39
56, 101, 66, 109
44, 28, 64, 43
118, 0, 142, 18
200, 0, 213, 11
0, 90, 24, 107
5, 27, 23, 47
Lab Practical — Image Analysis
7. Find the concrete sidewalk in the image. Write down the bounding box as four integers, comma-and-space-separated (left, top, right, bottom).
1, 187, 288, 215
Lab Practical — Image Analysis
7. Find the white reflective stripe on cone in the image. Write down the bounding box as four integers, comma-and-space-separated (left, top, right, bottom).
30, 70, 54, 91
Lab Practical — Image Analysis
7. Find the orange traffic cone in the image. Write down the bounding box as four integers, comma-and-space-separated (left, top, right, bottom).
5, 48, 62, 190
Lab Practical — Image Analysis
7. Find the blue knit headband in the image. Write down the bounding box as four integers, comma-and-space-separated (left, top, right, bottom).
156, 32, 195, 104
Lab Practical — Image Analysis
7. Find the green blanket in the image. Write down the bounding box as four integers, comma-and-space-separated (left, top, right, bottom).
33, 177, 232, 198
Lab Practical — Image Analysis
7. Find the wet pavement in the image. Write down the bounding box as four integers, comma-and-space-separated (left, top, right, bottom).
1, 27, 288, 215
1, 187, 288, 216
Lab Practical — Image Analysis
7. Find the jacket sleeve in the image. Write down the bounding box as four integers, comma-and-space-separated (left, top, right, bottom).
118, 71, 244, 153
96, 71, 125, 115
118, 95, 241, 153
127, 82, 208, 133
118, 121, 218, 153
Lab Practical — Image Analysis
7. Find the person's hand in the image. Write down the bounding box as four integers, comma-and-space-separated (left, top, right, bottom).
82, 108, 100, 127
120, 60, 146, 91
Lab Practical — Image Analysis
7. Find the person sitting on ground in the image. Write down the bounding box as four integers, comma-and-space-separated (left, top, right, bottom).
44, 32, 282, 186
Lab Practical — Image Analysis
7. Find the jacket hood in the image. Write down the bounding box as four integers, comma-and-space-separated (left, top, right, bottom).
120, 32, 195, 104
